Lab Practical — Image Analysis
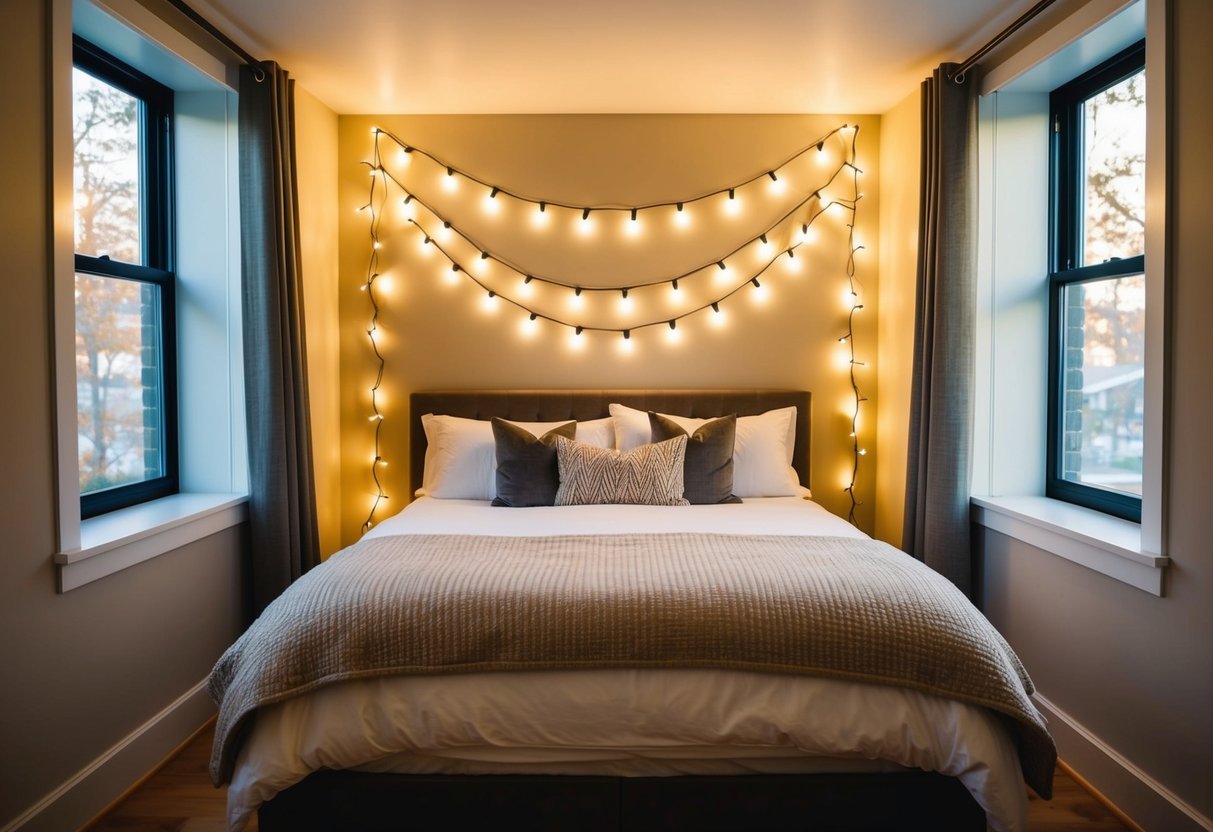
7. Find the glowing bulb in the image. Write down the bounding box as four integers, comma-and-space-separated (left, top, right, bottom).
801, 225, 818, 245
618, 332, 635, 355
400, 199, 416, 220
418, 236, 432, 256
568, 328, 585, 351
480, 292, 499, 314
518, 277, 535, 299
372, 240, 382, 250
576, 215, 595, 237
715, 265, 732, 284
370, 126, 379, 135
665, 322, 681, 345
442, 171, 458, 192
396, 148, 410, 167
750, 282, 769, 304
817, 142, 830, 166
783, 251, 802, 273
767, 177, 787, 195
532, 205, 550, 229
841, 287, 858, 309
757, 238, 773, 257
619, 294, 634, 314
709, 304, 727, 328
377, 275, 394, 296
520, 315, 539, 338
482, 193, 501, 215
724, 192, 741, 216
625, 214, 641, 237
436, 224, 452, 243
673, 204, 691, 229
568, 290, 585, 311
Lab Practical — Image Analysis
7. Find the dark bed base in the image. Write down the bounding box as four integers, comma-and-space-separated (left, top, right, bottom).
259, 771, 986, 831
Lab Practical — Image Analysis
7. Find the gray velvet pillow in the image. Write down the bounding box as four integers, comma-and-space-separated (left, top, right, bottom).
649, 412, 741, 505
491, 418, 576, 507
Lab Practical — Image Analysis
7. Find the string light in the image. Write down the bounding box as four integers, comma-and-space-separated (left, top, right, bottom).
360, 152, 389, 533
361, 122, 867, 526
369, 124, 851, 220
837, 125, 867, 525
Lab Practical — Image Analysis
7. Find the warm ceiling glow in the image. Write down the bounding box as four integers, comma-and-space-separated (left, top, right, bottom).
436, 224, 452, 243
783, 252, 803, 273
567, 330, 586, 351
767, 177, 787, 196
519, 316, 539, 338
441, 172, 458, 192
418, 236, 432, 256
756, 239, 774, 258
575, 216, 595, 237
531, 206, 550, 229
618, 294, 634, 314
396, 148, 411, 168
517, 278, 535, 299
709, 307, 727, 328
568, 291, 585, 311
624, 216, 642, 238
480, 292, 499, 314
723, 195, 741, 216
749, 283, 769, 304
672, 207, 691, 229
665, 325, 682, 345
482, 194, 501, 215
617, 335, 635, 355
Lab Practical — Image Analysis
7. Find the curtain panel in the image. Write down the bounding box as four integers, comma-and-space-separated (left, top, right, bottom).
238, 62, 320, 616
903, 64, 978, 597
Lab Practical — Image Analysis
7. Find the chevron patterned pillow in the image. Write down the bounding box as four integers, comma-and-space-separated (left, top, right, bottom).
554, 435, 690, 506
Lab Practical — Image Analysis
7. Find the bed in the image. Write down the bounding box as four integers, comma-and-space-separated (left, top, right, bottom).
210, 389, 1054, 831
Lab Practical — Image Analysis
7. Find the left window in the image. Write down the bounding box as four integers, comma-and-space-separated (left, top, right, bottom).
73, 37, 177, 518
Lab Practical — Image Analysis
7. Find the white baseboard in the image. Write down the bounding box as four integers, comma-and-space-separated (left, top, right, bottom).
1, 678, 215, 832
1034, 693, 1213, 832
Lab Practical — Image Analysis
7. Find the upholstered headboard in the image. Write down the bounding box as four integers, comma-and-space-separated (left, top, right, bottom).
409, 389, 811, 497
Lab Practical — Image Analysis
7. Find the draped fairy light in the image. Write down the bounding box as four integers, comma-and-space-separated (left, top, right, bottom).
358, 141, 389, 532
359, 123, 868, 528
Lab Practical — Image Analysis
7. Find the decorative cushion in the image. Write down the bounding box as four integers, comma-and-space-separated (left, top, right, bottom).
649, 412, 741, 505
609, 403, 801, 497
490, 419, 576, 507
419, 414, 610, 500
554, 436, 689, 507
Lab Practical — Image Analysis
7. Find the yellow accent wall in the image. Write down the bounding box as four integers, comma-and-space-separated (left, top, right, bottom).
334, 114, 882, 546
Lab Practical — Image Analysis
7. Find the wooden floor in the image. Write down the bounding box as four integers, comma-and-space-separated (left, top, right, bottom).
88, 722, 1133, 831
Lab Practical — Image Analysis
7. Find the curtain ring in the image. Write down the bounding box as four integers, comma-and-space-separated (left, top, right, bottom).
252, 65, 267, 83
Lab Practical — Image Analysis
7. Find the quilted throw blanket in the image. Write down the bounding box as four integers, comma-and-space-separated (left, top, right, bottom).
208, 533, 1056, 796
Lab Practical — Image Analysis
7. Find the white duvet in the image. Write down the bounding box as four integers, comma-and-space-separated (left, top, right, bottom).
227, 497, 1029, 831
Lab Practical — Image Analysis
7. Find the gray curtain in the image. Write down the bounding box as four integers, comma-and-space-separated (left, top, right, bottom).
903, 64, 977, 597
238, 62, 319, 617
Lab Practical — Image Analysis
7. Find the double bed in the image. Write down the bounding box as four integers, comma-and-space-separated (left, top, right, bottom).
210, 390, 1054, 831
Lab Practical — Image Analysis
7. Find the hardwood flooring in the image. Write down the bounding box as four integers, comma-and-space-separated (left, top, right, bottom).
87, 721, 1133, 831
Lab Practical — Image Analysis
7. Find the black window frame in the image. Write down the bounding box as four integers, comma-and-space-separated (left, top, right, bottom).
1046, 39, 1145, 522
73, 36, 179, 519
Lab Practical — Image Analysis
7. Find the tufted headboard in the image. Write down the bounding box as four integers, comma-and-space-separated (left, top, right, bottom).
409, 389, 811, 497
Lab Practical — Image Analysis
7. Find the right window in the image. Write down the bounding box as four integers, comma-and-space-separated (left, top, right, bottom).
1047, 40, 1146, 521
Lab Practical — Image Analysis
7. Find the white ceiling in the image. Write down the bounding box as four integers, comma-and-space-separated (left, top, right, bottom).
195, 0, 1038, 115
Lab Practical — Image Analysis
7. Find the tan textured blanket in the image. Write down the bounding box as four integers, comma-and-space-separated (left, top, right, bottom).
208, 533, 1055, 796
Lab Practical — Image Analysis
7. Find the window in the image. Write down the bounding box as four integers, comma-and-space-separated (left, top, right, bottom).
1047, 40, 1145, 522
73, 37, 178, 518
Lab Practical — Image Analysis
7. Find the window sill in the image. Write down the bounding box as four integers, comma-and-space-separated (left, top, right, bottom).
55, 493, 248, 592
971, 495, 1168, 595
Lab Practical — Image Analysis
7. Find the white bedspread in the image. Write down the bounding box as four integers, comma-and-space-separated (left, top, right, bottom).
227, 498, 1029, 831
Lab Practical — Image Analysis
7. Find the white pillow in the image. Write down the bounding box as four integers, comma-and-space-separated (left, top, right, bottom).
419, 414, 615, 500
608, 403, 801, 497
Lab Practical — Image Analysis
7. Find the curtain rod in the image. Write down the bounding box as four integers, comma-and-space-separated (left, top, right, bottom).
949, 0, 1061, 83
163, 0, 265, 77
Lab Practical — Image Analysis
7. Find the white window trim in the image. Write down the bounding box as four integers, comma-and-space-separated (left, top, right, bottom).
971, 0, 1168, 595
55, 494, 248, 592
51, 0, 247, 591
972, 496, 1167, 595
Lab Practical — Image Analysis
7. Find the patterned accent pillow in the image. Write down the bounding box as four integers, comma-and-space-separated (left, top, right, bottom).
554, 435, 690, 506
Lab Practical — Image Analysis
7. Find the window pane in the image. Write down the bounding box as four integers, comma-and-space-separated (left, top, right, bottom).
1082, 70, 1145, 266
1059, 274, 1145, 496
76, 273, 164, 494
73, 68, 142, 263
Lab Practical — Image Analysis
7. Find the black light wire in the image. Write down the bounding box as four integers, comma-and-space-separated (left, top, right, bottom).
371, 124, 850, 215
